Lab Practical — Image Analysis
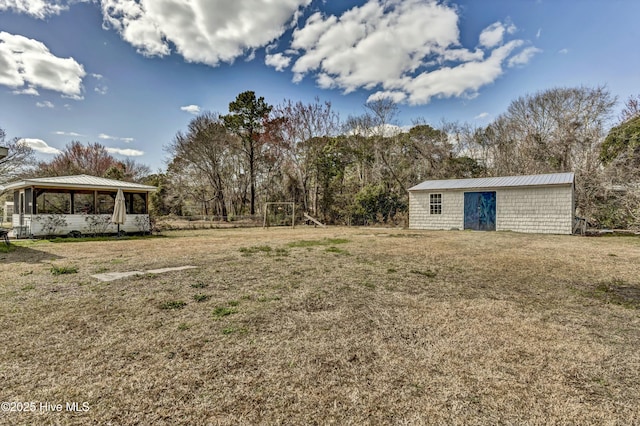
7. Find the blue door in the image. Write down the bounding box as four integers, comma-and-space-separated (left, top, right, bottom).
464, 192, 496, 231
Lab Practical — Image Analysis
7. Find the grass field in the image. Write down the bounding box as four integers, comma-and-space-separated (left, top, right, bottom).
1, 227, 639, 425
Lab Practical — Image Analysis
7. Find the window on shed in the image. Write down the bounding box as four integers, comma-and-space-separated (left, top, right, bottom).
430, 193, 442, 215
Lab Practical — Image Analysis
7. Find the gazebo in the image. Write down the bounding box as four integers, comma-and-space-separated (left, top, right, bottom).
0, 174, 156, 238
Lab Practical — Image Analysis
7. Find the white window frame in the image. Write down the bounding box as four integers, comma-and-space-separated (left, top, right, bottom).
430, 193, 442, 215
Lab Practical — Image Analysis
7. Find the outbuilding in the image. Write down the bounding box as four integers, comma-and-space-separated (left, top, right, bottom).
408, 172, 575, 234
0, 174, 156, 238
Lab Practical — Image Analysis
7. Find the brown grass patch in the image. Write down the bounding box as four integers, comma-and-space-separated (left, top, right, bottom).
1, 228, 639, 424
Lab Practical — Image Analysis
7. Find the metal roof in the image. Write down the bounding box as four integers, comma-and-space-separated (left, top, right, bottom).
409, 172, 574, 191
0, 174, 156, 192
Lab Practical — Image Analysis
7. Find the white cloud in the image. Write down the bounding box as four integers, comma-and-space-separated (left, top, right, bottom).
479, 22, 509, 48
558, 48, 569, 54
100, 0, 312, 66
0, 31, 86, 97
53, 130, 85, 137
91, 73, 108, 94
265, 53, 291, 71
284, 0, 534, 105
36, 100, 54, 108
18, 138, 61, 154
366, 90, 407, 104
441, 48, 484, 63
180, 104, 201, 115
536, 28, 542, 39
291, 0, 461, 93
474, 112, 489, 120
100, 133, 134, 143
402, 40, 523, 105
348, 123, 406, 137
105, 147, 144, 156
508, 46, 542, 67
13, 86, 39, 95
0, 0, 68, 19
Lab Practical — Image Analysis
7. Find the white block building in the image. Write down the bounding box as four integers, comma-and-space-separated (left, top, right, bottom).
409, 172, 575, 234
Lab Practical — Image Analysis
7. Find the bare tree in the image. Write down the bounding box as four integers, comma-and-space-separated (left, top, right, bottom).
344, 99, 402, 188
35, 141, 150, 182
470, 86, 616, 219
619, 94, 640, 123
0, 129, 34, 185
270, 97, 340, 212
599, 114, 640, 228
167, 112, 240, 217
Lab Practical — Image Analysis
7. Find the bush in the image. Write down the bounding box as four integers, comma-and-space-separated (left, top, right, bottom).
84, 215, 113, 236
34, 215, 68, 237
350, 184, 407, 225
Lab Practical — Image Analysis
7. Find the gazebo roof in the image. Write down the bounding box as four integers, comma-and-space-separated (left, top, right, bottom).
0, 174, 156, 192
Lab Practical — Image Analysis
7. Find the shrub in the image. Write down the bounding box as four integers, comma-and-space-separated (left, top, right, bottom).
84, 215, 113, 236
35, 214, 67, 237
349, 184, 406, 225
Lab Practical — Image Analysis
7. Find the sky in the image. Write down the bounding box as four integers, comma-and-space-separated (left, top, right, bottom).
1, 0, 639, 172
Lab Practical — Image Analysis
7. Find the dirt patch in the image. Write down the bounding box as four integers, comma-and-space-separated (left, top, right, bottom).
591, 279, 640, 308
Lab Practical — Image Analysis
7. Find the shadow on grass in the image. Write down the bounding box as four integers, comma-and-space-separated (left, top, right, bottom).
47, 234, 169, 244
593, 279, 640, 308
0, 244, 63, 264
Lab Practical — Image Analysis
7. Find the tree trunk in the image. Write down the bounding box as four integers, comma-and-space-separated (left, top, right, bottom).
249, 142, 255, 215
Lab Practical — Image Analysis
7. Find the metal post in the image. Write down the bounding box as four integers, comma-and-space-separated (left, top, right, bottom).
263, 202, 268, 228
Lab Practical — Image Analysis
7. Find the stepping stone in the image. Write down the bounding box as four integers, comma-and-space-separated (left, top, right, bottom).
92, 265, 197, 282
92, 271, 144, 282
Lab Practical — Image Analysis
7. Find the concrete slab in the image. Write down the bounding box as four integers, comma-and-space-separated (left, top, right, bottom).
92, 265, 197, 282
92, 271, 144, 282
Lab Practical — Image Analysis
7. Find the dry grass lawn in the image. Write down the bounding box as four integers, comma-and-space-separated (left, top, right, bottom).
0, 227, 639, 425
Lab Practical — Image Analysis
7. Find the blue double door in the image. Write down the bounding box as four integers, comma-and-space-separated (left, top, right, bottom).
464, 192, 496, 231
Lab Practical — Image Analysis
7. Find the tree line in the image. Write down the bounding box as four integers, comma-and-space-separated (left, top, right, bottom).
2, 87, 639, 228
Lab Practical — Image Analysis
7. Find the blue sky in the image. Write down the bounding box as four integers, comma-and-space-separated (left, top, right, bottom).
1, 0, 639, 172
